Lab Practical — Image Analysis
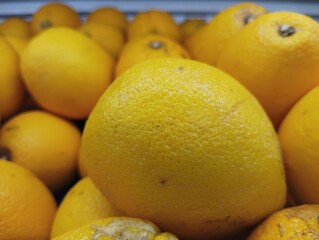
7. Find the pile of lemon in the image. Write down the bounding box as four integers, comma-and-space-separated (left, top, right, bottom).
1, 2, 319, 240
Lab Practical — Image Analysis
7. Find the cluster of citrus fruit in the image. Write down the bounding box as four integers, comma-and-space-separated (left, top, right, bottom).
1, 1, 319, 239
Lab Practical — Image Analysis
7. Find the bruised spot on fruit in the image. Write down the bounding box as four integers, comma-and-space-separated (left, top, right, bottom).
276, 223, 285, 237
160, 178, 167, 185
150, 28, 159, 35
0, 146, 12, 160
40, 20, 53, 30
204, 216, 231, 225
278, 24, 295, 37
178, 66, 184, 71
83, 30, 92, 38
224, 98, 248, 123
204, 216, 246, 230
91, 219, 157, 240
149, 41, 164, 50
285, 208, 314, 221
4, 125, 19, 132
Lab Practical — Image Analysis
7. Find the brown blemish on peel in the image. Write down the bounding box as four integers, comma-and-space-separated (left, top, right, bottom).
0, 146, 12, 160
40, 20, 53, 30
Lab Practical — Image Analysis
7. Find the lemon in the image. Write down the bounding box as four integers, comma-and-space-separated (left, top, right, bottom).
81, 58, 286, 239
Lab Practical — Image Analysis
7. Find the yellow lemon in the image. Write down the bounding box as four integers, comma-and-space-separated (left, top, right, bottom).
0, 160, 57, 239
0, 17, 32, 39
86, 7, 128, 33
217, 11, 319, 128
80, 58, 286, 239
31, 2, 81, 34
128, 10, 181, 42
279, 86, 319, 204
185, 2, 266, 66
21, 27, 114, 119
0, 110, 81, 193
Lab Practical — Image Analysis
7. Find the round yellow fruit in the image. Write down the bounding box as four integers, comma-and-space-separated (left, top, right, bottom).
0, 110, 81, 193
279, 86, 319, 204
217, 11, 319, 128
184, 2, 266, 66
128, 10, 181, 42
81, 58, 286, 239
0, 160, 57, 239
21, 27, 114, 119
51, 177, 123, 237
31, 2, 81, 34
0, 17, 32, 39
86, 7, 128, 33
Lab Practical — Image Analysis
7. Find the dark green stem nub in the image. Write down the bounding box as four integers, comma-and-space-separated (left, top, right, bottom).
278, 24, 295, 37
149, 41, 164, 49
40, 20, 53, 30
244, 14, 255, 24
0, 146, 11, 160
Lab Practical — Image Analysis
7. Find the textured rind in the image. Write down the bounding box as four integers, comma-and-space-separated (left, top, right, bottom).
279, 86, 319, 204
21, 27, 114, 119
217, 11, 319, 128
81, 58, 286, 239
248, 205, 319, 240
184, 2, 266, 66
52, 217, 161, 240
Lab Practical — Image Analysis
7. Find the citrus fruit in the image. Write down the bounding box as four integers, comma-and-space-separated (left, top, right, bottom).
51, 177, 123, 237
4, 36, 28, 56
127, 10, 181, 42
52, 217, 178, 240
0, 17, 32, 39
80, 58, 286, 239
86, 7, 128, 33
80, 22, 125, 58
0, 110, 81, 193
247, 204, 319, 239
179, 18, 206, 41
21, 27, 114, 119
184, 2, 266, 66
217, 11, 319, 129
0, 36, 25, 120
278, 86, 319, 204
31, 2, 81, 34
115, 34, 190, 77
0, 160, 57, 239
